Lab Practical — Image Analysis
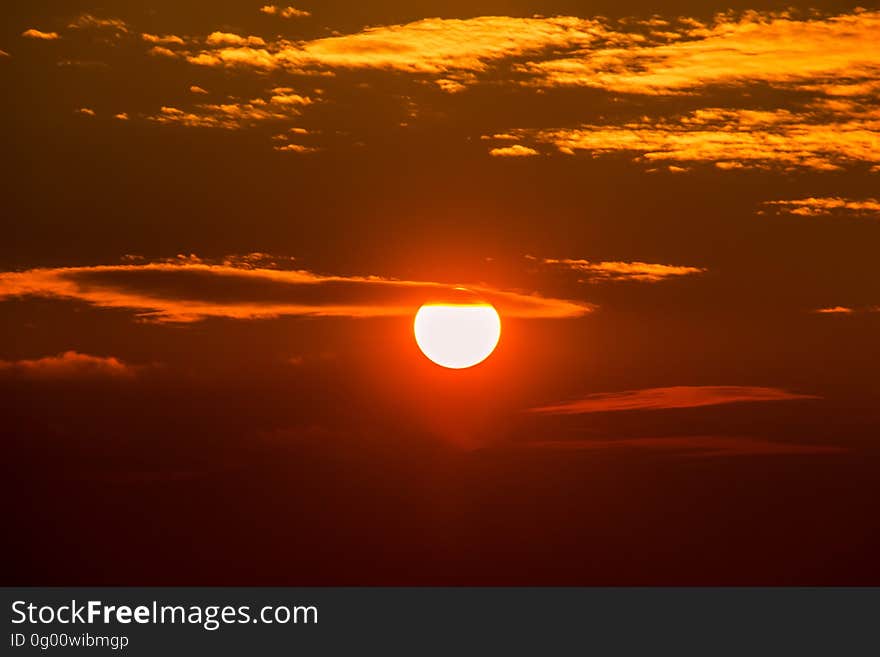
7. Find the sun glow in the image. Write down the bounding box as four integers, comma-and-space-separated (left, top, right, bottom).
413, 303, 501, 369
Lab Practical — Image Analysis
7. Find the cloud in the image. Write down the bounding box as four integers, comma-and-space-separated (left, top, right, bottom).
75, 9, 878, 101
64, 9, 875, 96
189, 85, 209, 94
260, 5, 311, 19
168, 9, 880, 99
762, 197, 880, 217
814, 306, 855, 314
0, 260, 592, 323
183, 16, 609, 78
482, 11, 880, 172
75, 107, 96, 116
274, 143, 319, 153
206, 32, 266, 47
68, 14, 129, 33
0, 50, 10, 57
147, 89, 312, 129
435, 78, 467, 93
519, 436, 844, 457
516, 105, 880, 171
489, 145, 539, 157
142, 33, 185, 46
813, 306, 880, 315
529, 386, 818, 415
43, 9, 879, 164
540, 257, 705, 282
0, 351, 136, 379
147, 46, 177, 58
22, 29, 60, 40
521, 10, 880, 95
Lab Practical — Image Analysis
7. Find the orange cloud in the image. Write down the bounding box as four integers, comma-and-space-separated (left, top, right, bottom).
0, 261, 592, 323
108, 9, 877, 106
148, 89, 312, 129
183, 16, 609, 80
763, 197, 880, 217
68, 14, 129, 33
206, 32, 267, 47
142, 33, 185, 45
75, 107, 96, 116
541, 258, 705, 282
273, 143, 319, 153
260, 5, 311, 18
148, 46, 176, 58
529, 386, 818, 415
517, 105, 880, 171
0, 351, 136, 379
813, 306, 880, 315
435, 78, 467, 93
522, 10, 880, 95
489, 145, 538, 157
22, 29, 59, 40
47, 9, 880, 106
165, 9, 880, 99
48, 9, 880, 164
814, 306, 855, 314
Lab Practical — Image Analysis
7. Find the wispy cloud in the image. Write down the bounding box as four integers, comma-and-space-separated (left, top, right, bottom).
33, 8, 879, 164
67, 14, 129, 33
514, 105, 880, 172
762, 197, 880, 217
147, 88, 312, 129
519, 436, 844, 457
499, 11, 880, 172
0, 259, 592, 323
54, 9, 877, 97
0, 351, 136, 379
142, 33, 185, 46
260, 5, 311, 19
814, 306, 855, 314
166, 10, 879, 100
529, 386, 818, 415
181, 16, 610, 79
540, 257, 705, 282
22, 29, 60, 40
521, 10, 880, 95
813, 306, 880, 315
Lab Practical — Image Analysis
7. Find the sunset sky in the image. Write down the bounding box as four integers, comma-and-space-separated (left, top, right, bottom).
3, 1, 879, 584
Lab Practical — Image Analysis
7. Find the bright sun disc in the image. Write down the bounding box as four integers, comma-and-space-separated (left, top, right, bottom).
414, 303, 501, 369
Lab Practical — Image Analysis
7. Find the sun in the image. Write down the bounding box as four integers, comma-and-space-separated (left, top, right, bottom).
413, 302, 501, 369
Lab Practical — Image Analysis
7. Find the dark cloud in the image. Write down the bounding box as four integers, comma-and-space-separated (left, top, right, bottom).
0, 351, 137, 379
529, 386, 819, 414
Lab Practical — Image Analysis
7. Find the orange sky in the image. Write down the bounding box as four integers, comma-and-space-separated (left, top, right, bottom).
2, 1, 879, 585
